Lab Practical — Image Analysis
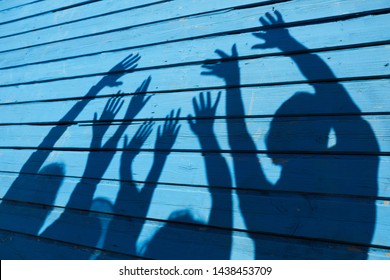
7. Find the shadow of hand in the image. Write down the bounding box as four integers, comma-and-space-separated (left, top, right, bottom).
188, 91, 221, 135
124, 76, 152, 120
119, 121, 153, 184
252, 11, 291, 50
124, 121, 154, 151
155, 109, 181, 152
92, 92, 124, 146
98, 54, 141, 88
201, 44, 240, 84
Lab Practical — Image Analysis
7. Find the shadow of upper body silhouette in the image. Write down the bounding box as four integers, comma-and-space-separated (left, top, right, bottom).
143, 92, 233, 259
0, 55, 141, 242
202, 11, 379, 259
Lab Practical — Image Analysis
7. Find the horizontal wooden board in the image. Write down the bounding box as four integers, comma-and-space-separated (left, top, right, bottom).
1, 0, 389, 261
1, 0, 389, 67
0, 80, 389, 117
1, 12, 390, 84
0, 200, 389, 259
0, 0, 97, 25
0, 0, 165, 38
0, 0, 279, 53
0, 228, 135, 259
0, 0, 41, 13
0, 45, 389, 103
0, 0, 274, 39
1, 172, 389, 247
0, 115, 386, 153
0, 149, 387, 197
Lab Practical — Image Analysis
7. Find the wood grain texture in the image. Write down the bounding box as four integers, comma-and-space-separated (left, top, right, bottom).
0, 200, 389, 259
0, 149, 387, 197
1, 13, 390, 85
0, 0, 276, 39
0, 0, 43, 13
1, 0, 389, 68
0, 228, 136, 260
0, 115, 387, 154
1, 80, 389, 113
0, 0, 165, 38
0, 0, 98, 25
0, 172, 389, 247
0, 0, 389, 259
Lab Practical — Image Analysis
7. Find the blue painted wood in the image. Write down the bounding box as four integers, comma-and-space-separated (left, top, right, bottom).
1, 13, 390, 85
0, 0, 281, 53
0, 115, 388, 154
0, 229, 135, 260
0, 0, 97, 25
0, 149, 387, 197
0, 170, 389, 247
0, 0, 42, 13
0, 200, 389, 259
0, 0, 388, 67
1, 80, 388, 114
0, 0, 166, 38
0, 0, 389, 259
0, 45, 389, 102
0, 0, 274, 39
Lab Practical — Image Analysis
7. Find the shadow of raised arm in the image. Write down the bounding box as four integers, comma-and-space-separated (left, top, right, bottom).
252, 11, 351, 97
66, 77, 152, 210
120, 121, 154, 183
0, 55, 141, 242
202, 45, 271, 190
123, 110, 181, 256
154, 109, 181, 152
100, 121, 153, 255
104, 76, 152, 148
188, 92, 233, 259
90, 92, 124, 149
143, 96, 233, 260
140, 109, 181, 204
19, 54, 141, 177
188, 91, 221, 135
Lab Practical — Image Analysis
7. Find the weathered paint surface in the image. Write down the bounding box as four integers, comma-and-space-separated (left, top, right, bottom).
0, 0, 389, 259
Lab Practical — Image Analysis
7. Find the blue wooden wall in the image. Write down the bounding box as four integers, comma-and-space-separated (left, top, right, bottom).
0, 0, 389, 260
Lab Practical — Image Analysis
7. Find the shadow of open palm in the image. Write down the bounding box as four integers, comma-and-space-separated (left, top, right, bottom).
155, 109, 181, 152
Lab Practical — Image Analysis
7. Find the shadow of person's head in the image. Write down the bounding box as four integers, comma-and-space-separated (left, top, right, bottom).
142, 210, 207, 259
32, 163, 65, 205
266, 92, 331, 165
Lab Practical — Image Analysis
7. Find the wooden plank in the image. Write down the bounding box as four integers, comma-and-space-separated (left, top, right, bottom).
1, 171, 389, 247
2, 12, 390, 83
0, 44, 389, 100
0, 149, 387, 197
0, 0, 277, 52
0, 200, 233, 259
0, 0, 41, 13
0, 115, 386, 154
0, 0, 98, 25
0, 0, 272, 39
0, 0, 164, 38
0, 0, 389, 66
0, 200, 388, 259
0, 0, 388, 261
0, 228, 134, 259
0, 80, 389, 117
